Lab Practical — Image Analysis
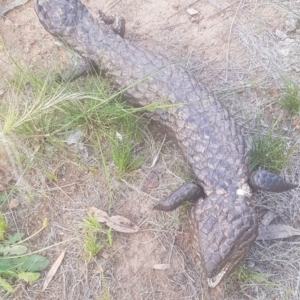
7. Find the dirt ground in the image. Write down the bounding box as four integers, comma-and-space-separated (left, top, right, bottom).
0, 0, 300, 299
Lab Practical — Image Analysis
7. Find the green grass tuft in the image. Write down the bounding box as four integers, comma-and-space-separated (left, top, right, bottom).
109, 115, 143, 177
82, 216, 103, 260
0, 212, 7, 241
249, 125, 293, 173
0, 63, 148, 195
278, 77, 300, 115
81, 215, 113, 261
232, 265, 276, 286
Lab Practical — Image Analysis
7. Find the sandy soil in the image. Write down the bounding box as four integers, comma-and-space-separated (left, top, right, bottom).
0, 0, 300, 299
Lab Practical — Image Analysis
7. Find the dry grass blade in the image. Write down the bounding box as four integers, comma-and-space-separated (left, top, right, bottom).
257, 225, 300, 240
153, 264, 170, 270
261, 211, 277, 226
42, 249, 66, 292
150, 134, 166, 168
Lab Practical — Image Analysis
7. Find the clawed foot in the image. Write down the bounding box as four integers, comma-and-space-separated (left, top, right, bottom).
55, 59, 99, 83
98, 10, 126, 38
249, 169, 298, 193
153, 183, 204, 212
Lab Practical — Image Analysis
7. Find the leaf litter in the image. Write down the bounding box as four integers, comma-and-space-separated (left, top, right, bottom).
88, 207, 139, 233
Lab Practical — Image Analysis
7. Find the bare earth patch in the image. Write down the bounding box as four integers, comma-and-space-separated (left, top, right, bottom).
1, 0, 300, 299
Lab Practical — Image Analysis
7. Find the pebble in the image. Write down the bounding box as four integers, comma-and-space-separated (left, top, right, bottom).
186, 7, 199, 16
275, 29, 287, 40
285, 16, 300, 33
246, 260, 255, 268
101, 251, 110, 259
8, 198, 19, 209
172, 273, 187, 285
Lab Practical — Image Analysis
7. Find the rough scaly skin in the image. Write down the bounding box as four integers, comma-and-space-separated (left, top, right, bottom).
34, 0, 259, 288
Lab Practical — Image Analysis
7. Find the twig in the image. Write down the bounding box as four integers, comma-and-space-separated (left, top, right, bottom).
150, 134, 166, 168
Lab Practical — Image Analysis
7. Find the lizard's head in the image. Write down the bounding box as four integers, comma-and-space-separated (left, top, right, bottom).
34, 0, 85, 37
189, 192, 258, 287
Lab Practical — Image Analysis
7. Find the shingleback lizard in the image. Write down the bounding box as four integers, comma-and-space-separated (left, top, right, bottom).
33, 0, 298, 297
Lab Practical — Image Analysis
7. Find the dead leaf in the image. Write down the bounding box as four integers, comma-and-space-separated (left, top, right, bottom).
292, 117, 300, 131
0, 0, 29, 16
261, 211, 277, 226
42, 249, 66, 291
106, 215, 139, 233
257, 224, 300, 240
153, 264, 170, 270
88, 207, 139, 233
266, 88, 279, 99
88, 207, 109, 223
172, 272, 187, 284
142, 171, 159, 190
65, 130, 84, 145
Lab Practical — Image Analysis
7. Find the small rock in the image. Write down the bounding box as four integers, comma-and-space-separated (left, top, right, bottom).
172, 273, 187, 285
246, 260, 255, 268
65, 129, 84, 145
153, 264, 170, 270
236, 184, 251, 197
275, 29, 287, 40
101, 251, 110, 259
278, 48, 291, 57
186, 7, 199, 16
54, 40, 63, 47
285, 16, 300, 33
172, 4, 179, 10
116, 131, 123, 141
104, 268, 111, 275
282, 126, 289, 132
8, 198, 19, 209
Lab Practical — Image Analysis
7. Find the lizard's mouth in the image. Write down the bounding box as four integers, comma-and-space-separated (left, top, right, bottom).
207, 264, 230, 288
